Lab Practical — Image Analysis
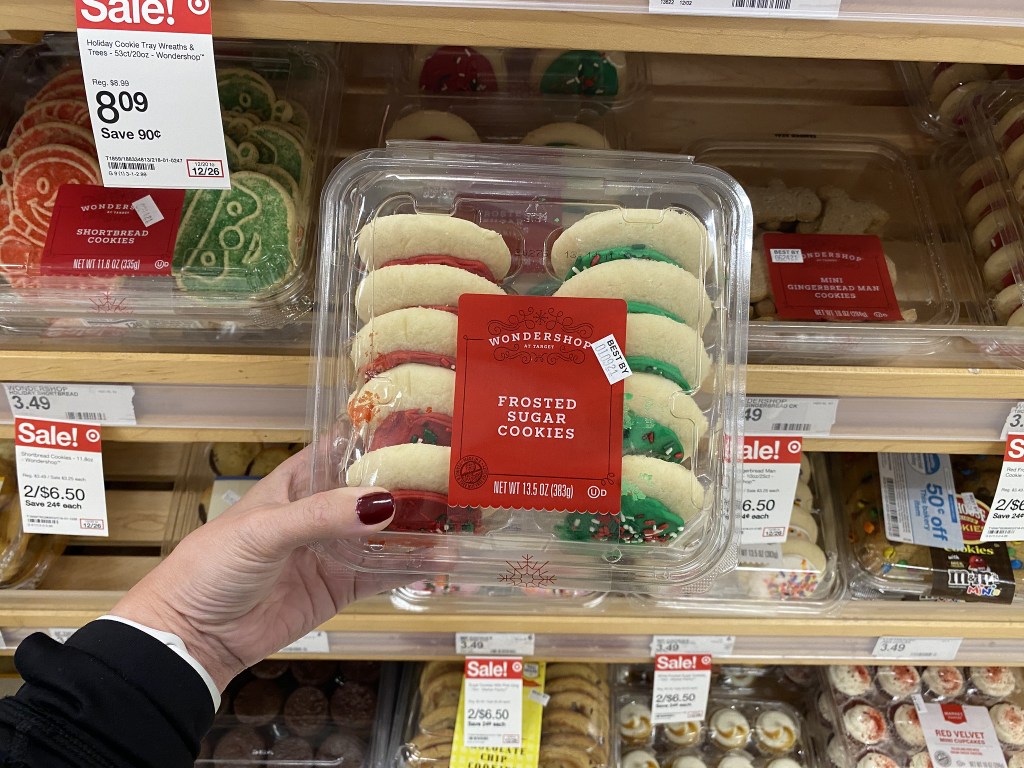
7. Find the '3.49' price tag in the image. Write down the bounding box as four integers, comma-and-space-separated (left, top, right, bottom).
651, 653, 712, 724
462, 657, 523, 748
76, 0, 229, 189
14, 417, 108, 537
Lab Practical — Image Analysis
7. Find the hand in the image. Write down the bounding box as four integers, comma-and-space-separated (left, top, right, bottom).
111, 446, 397, 691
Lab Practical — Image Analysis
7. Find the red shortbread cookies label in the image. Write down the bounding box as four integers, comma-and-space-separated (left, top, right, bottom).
41, 185, 183, 276
449, 294, 626, 514
764, 233, 902, 322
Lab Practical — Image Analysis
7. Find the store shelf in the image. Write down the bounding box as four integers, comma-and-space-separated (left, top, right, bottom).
4, 0, 1024, 64
1, 590, 1022, 664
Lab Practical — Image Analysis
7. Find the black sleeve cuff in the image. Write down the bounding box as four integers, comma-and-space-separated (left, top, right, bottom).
0, 621, 214, 768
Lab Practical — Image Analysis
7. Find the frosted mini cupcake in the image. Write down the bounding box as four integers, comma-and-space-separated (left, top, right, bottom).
829, 666, 874, 698
827, 736, 849, 768
970, 667, 1017, 699
922, 667, 965, 699
710, 709, 751, 750
673, 757, 708, 768
991, 703, 1024, 747
623, 750, 660, 768
755, 710, 799, 755
768, 760, 804, 768
843, 704, 888, 746
893, 703, 926, 748
910, 751, 933, 768
664, 720, 702, 747
718, 753, 756, 768
620, 702, 654, 745
877, 666, 921, 700
857, 753, 900, 768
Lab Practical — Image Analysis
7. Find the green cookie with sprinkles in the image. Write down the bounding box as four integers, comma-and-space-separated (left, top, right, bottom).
173, 171, 296, 294
532, 50, 624, 96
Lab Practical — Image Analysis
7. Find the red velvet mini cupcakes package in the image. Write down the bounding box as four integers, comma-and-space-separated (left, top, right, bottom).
309, 142, 750, 593
821, 665, 1024, 768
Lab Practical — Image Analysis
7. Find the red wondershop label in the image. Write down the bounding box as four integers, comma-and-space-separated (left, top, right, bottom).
77, 0, 212, 34
448, 295, 625, 514
764, 233, 902, 322
41, 185, 183, 276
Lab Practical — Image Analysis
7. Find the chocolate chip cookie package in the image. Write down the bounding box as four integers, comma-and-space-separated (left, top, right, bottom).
0, 35, 339, 340
310, 143, 750, 592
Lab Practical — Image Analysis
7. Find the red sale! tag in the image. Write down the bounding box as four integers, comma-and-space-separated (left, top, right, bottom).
462, 657, 524, 748
651, 653, 712, 724
41, 185, 184, 276
14, 417, 108, 537
76, 0, 212, 35
448, 295, 626, 514
764, 233, 902, 322
983, 433, 1024, 541
740, 436, 802, 544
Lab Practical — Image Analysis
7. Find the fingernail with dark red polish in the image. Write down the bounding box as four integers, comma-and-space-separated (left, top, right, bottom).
356, 492, 395, 525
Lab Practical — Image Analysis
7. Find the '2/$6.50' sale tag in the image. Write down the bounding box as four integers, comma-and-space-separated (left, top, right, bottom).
651, 653, 712, 724
983, 434, 1024, 541
76, 0, 229, 189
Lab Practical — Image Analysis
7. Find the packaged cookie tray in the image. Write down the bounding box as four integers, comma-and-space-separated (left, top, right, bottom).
309, 143, 750, 591
167, 441, 305, 554
834, 452, 1024, 603
632, 453, 845, 613
687, 137, 978, 363
391, 660, 613, 768
0, 35, 339, 334
398, 45, 645, 104
820, 665, 1024, 768
381, 94, 623, 151
613, 673, 817, 768
197, 659, 398, 766
615, 666, 822, 709
389, 576, 608, 612
896, 62, 1023, 138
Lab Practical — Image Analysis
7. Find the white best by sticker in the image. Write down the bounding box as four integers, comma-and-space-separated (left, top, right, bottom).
591, 334, 632, 385
131, 194, 164, 226
14, 418, 108, 537
75, 0, 230, 189
739, 436, 802, 543
3, 383, 136, 426
984, 434, 1024, 541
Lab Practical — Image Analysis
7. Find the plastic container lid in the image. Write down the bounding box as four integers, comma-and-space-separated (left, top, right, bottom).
0, 35, 339, 338
310, 143, 750, 591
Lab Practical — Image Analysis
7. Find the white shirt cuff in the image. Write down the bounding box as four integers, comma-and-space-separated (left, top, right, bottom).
98, 615, 221, 711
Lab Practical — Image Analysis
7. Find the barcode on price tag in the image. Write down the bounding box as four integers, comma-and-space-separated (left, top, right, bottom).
872, 636, 962, 661
983, 434, 1024, 541
651, 635, 735, 657
651, 653, 712, 724
591, 334, 632, 385
3, 383, 136, 426
744, 397, 838, 437
649, 0, 840, 17
456, 633, 535, 657
280, 631, 331, 654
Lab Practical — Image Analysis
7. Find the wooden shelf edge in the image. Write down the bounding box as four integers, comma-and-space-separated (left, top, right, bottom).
3, 0, 1024, 64
0, 425, 308, 443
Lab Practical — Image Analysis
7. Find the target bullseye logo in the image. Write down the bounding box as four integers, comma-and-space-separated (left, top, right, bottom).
188, 0, 210, 14
86, 428, 101, 442
788, 439, 801, 454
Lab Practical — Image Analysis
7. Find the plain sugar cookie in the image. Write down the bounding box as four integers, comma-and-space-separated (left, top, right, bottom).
385, 109, 480, 143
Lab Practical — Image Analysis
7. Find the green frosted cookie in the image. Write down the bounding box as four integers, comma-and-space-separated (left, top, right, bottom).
173, 171, 296, 294
255, 163, 299, 204
224, 136, 259, 171
540, 51, 619, 96
217, 68, 291, 123
566, 245, 677, 280
246, 123, 308, 186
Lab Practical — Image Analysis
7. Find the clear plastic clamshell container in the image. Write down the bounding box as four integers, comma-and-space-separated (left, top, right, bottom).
0, 440, 64, 589
689, 138, 971, 364
836, 452, 1024, 603
197, 659, 397, 767
820, 665, 1024, 768
613, 667, 818, 768
390, 661, 613, 768
896, 62, 1022, 138
0, 35, 339, 339
311, 143, 749, 592
634, 453, 845, 613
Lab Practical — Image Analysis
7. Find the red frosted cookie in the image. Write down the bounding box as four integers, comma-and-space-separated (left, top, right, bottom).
25, 84, 87, 110
10, 99, 91, 140
0, 123, 95, 176
7, 144, 101, 245
416, 45, 503, 93
29, 68, 85, 101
